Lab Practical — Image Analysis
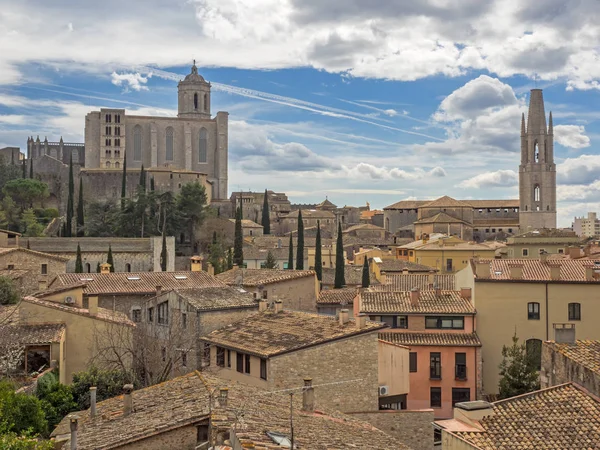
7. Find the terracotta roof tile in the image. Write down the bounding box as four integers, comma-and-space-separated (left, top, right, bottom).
421, 196, 472, 208
376, 259, 436, 272
0, 247, 70, 262
228, 219, 263, 228
360, 290, 475, 314
317, 287, 358, 305
33, 282, 87, 298
448, 383, 600, 449
343, 223, 387, 233
216, 268, 315, 287
0, 322, 66, 346
376, 274, 455, 291
201, 310, 385, 358
379, 331, 481, 347
171, 287, 258, 311
321, 266, 379, 286
546, 340, 600, 375
414, 212, 470, 225
384, 200, 429, 210
52, 271, 225, 294
475, 258, 600, 282
282, 209, 336, 219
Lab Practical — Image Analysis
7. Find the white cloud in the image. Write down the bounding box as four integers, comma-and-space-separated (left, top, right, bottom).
343, 163, 446, 180
110, 72, 151, 92
558, 155, 600, 185
554, 124, 590, 149
0, 115, 26, 125
458, 169, 518, 188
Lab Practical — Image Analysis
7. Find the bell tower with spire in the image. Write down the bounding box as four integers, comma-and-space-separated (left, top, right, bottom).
519, 89, 557, 231
178, 61, 211, 119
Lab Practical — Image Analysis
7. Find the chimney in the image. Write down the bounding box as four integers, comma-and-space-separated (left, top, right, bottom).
356, 314, 367, 330
100, 263, 111, 274
339, 308, 349, 325
402, 268, 409, 275
460, 287, 472, 300
568, 246, 580, 259
453, 401, 494, 427
88, 296, 98, 316
474, 261, 490, 279
69, 415, 78, 450
90, 387, 97, 418
539, 250, 548, 263
549, 264, 561, 281
509, 264, 523, 280
123, 384, 133, 416
155, 285, 162, 297
583, 244, 591, 257
302, 378, 315, 412
258, 299, 268, 312
190, 255, 203, 272
218, 387, 228, 408
553, 323, 576, 344
274, 300, 283, 313
207, 263, 215, 276
410, 288, 420, 306
434, 285, 441, 298
586, 266, 594, 281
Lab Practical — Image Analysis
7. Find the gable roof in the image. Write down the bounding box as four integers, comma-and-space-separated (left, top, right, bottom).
0, 322, 66, 347
281, 209, 336, 219
317, 287, 358, 305
442, 383, 600, 449
474, 258, 600, 282
316, 198, 337, 209
228, 218, 263, 228
380, 331, 481, 347
51, 271, 225, 295
421, 196, 472, 208
360, 290, 475, 315
321, 266, 379, 287
545, 340, 600, 375
384, 200, 430, 210
375, 259, 436, 273
216, 268, 315, 287
414, 212, 471, 225
378, 273, 456, 291
0, 247, 70, 262
169, 287, 258, 311
201, 310, 385, 358
343, 223, 387, 233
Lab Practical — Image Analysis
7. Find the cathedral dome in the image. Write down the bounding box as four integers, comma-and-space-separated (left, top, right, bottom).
182, 62, 207, 84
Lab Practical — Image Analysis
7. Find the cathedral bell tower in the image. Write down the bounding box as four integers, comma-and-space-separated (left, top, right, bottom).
519, 89, 557, 230
177, 61, 211, 119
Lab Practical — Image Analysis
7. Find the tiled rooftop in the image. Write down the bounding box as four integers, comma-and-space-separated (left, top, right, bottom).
376, 259, 436, 272
33, 282, 87, 298
343, 223, 387, 233
546, 340, 600, 375
417, 240, 501, 251
201, 310, 385, 358
379, 331, 481, 347
228, 219, 263, 228
474, 258, 600, 282
317, 287, 358, 305
512, 228, 579, 239
360, 290, 475, 314
445, 383, 600, 449
22, 296, 135, 327
384, 199, 519, 210
0, 322, 66, 346
321, 266, 379, 286
414, 212, 470, 225
282, 209, 336, 219
242, 246, 290, 261
421, 196, 472, 208
0, 247, 70, 262
52, 371, 412, 450
52, 271, 225, 294
384, 200, 429, 210
376, 273, 456, 291
0, 304, 19, 325
171, 287, 257, 311
216, 268, 315, 287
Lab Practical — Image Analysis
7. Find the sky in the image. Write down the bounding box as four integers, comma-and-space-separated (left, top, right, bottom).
0, 0, 599, 227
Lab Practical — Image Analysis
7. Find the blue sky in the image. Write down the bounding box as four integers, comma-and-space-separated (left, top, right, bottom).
1, 0, 599, 227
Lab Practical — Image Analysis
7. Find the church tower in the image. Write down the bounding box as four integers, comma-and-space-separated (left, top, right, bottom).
519, 89, 557, 230
177, 61, 211, 119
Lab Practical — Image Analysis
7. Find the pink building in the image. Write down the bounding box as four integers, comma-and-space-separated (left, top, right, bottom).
356, 288, 481, 419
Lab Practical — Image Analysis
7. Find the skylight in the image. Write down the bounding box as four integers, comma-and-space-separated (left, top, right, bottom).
127, 276, 141, 281
79, 278, 94, 281
266, 431, 293, 448
494, 271, 502, 275
174, 275, 188, 280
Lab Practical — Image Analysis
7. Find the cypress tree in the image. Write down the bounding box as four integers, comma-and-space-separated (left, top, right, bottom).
315, 220, 322, 282
160, 232, 168, 271
139, 165, 146, 190
296, 209, 304, 270
261, 189, 271, 235
287, 233, 294, 270
121, 151, 127, 207
150, 176, 155, 191
107, 245, 115, 272
233, 204, 244, 267
76, 178, 85, 237
65, 155, 74, 237
96, 262, 101, 273
29, 158, 33, 178
26, 239, 30, 250
227, 248, 233, 270
75, 243, 83, 273
22, 158, 26, 178
361, 256, 370, 288
334, 221, 345, 288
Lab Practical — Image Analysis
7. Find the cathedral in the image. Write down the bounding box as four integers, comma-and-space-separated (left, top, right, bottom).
384, 88, 557, 240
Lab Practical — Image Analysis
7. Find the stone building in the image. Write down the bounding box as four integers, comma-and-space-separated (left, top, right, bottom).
26, 136, 85, 165
573, 211, 600, 238
228, 190, 291, 223
501, 228, 580, 258
0, 146, 24, 163
278, 209, 337, 235
228, 218, 263, 237
0, 247, 68, 293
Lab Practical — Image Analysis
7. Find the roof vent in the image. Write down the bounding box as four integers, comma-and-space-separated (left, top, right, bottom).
174, 275, 188, 280
127, 276, 141, 281
494, 270, 502, 275
79, 277, 94, 281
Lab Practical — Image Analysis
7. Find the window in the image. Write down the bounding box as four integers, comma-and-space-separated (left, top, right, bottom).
199, 128, 207, 163
115, 139, 120, 147
41, 264, 47, 275
558, 248, 564, 254
455, 353, 467, 380
522, 248, 529, 257
409, 352, 417, 373
182, 351, 187, 367
260, 358, 267, 380
245, 354, 251, 374
204, 93, 208, 111
115, 114, 120, 124
131, 309, 141, 323
148, 307, 154, 322
381, 315, 408, 329
526, 339, 542, 370
114, 126, 120, 136
534, 141, 539, 163
430, 352, 441, 379
216, 347, 225, 367
7, 264, 14, 270
133, 125, 142, 161
182, 313, 187, 329
430, 387, 441, 408
425, 316, 464, 329
534, 185, 540, 202
452, 388, 470, 407
165, 127, 174, 161
568, 303, 581, 321
125, 263, 131, 272
194, 93, 198, 110
105, 114, 111, 123
157, 301, 168, 324
203, 343, 210, 367
446, 258, 453, 272
85, 263, 90, 273
236, 352, 243, 373
528, 302, 540, 320
262, 290, 268, 300
105, 161, 111, 168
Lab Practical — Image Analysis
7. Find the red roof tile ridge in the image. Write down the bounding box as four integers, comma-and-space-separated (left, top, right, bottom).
491, 382, 580, 406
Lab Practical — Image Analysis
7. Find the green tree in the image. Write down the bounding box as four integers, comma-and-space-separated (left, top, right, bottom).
3, 179, 49, 211
107, 245, 115, 272
0, 275, 19, 304
177, 182, 207, 251
361, 256, 370, 288
150, 176, 155, 192
233, 204, 244, 267
227, 247, 233, 270
264, 250, 277, 269
29, 158, 33, 179
65, 155, 74, 237
334, 221, 346, 288
76, 178, 84, 237
83, 200, 118, 237
21, 158, 26, 179
75, 243, 83, 273
21, 208, 44, 237
314, 220, 322, 282
498, 333, 540, 399
0, 380, 48, 436
208, 231, 225, 274
35, 372, 77, 431
160, 232, 167, 271
121, 151, 127, 207
0, 429, 54, 450
139, 165, 146, 191
70, 367, 138, 411
261, 189, 270, 235
0, 196, 20, 231
287, 233, 293, 270
0, 155, 22, 192
296, 210, 304, 270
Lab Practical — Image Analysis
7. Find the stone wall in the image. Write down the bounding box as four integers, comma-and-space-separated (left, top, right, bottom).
348, 409, 434, 450
260, 276, 318, 312
117, 425, 200, 450
540, 343, 600, 396
268, 332, 380, 413
0, 250, 67, 294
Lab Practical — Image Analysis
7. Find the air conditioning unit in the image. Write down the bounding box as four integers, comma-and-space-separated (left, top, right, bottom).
64, 296, 75, 304
379, 386, 389, 396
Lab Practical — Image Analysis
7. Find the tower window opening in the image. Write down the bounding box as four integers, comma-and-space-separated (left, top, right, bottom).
534, 141, 539, 163
534, 185, 540, 202
204, 93, 208, 112
194, 93, 198, 110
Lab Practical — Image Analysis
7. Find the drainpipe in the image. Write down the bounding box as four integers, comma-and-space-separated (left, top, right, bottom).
545, 282, 549, 340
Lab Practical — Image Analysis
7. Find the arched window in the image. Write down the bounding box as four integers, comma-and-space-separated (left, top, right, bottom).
133, 125, 142, 161
165, 127, 174, 161
115, 161, 120, 169
105, 161, 111, 168
534, 141, 539, 163
568, 303, 581, 320
204, 93, 208, 112
527, 302, 540, 320
526, 339, 542, 370
194, 93, 198, 110
199, 128, 207, 163
534, 185, 540, 202
125, 263, 131, 273
85, 263, 91, 273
